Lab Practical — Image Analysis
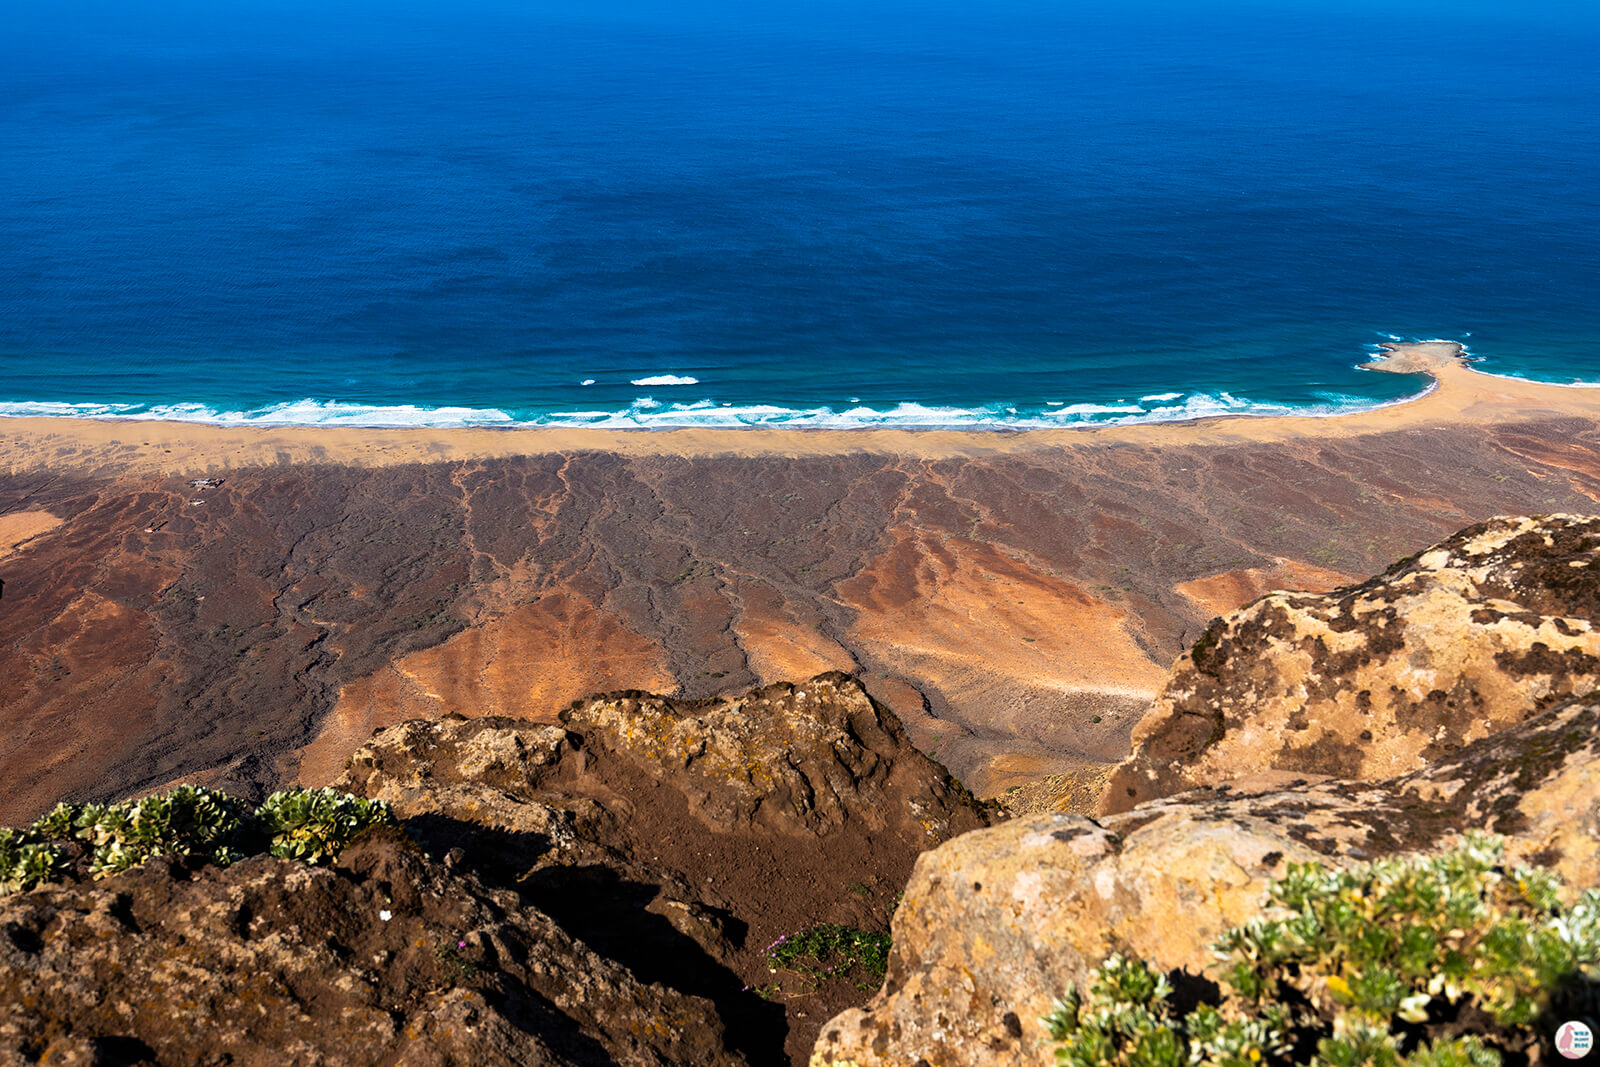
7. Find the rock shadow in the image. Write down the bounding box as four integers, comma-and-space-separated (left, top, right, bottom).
398, 815, 786, 1065
522, 864, 787, 1067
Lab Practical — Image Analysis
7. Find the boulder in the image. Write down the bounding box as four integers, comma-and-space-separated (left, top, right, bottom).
811, 690, 1600, 1067
1103, 514, 1600, 814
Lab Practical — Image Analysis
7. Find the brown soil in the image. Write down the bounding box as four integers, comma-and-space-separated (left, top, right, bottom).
4, 417, 1600, 824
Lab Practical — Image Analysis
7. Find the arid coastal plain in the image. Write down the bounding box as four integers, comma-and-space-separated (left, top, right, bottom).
2, 341, 1598, 824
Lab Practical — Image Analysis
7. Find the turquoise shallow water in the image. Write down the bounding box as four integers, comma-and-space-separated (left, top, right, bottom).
1, 0, 1597, 429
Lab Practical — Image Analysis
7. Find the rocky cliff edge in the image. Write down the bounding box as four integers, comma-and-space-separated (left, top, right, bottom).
1104, 513, 1600, 814
0, 673, 991, 1066
813, 514, 1600, 1066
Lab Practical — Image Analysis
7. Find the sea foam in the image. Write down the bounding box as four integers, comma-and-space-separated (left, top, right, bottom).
0, 383, 1434, 431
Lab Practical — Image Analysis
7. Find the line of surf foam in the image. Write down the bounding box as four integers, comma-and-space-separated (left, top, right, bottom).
0, 388, 1432, 430
0, 399, 519, 427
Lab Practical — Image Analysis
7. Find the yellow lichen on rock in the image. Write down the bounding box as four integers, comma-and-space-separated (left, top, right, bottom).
1104, 514, 1600, 813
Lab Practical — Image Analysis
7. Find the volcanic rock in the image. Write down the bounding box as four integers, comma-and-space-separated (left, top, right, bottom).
0, 828, 744, 1066
334, 672, 994, 1066
0, 674, 990, 1066
810, 691, 1600, 1067
1102, 513, 1600, 814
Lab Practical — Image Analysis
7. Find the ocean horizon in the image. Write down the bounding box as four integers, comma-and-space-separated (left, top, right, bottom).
3, 0, 1598, 430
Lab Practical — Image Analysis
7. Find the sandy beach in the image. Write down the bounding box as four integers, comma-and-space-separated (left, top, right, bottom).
1, 342, 1595, 475
4, 340, 1600, 824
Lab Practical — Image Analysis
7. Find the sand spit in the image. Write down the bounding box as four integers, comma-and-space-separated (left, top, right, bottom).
1, 342, 1596, 474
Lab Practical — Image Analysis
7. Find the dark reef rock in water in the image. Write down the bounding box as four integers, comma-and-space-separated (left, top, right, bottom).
1102, 513, 1600, 814
0, 673, 991, 1067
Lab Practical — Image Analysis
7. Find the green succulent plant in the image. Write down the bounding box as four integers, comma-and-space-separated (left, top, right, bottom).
258, 788, 394, 865
61, 785, 256, 877
1047, 835, 1600, 1067
29, 802, 78, 840
2, 785, 394, 893
0, 828, 65, 894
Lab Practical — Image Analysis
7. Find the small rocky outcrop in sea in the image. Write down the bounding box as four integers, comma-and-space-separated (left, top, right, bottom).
0, 673, 991, 1066
1102, 513, 1600, 814
810, 689, 1600, 1067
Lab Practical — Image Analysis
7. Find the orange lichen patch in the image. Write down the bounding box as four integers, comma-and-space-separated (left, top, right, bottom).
1175, 559, 1359, 618
731, 579, 858, 684
293, 591, 672, 785
0, 510, 62, 559
837, 527, 1167, 706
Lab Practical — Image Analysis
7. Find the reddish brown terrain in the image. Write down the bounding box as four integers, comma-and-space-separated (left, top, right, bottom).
0, 675, 988, 1066
5, 414, 1600, 824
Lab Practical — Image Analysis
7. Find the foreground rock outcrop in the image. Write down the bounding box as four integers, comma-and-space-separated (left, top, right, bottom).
335, 672, 993, 1065
811, 689, 1600, 1066
0, 673, 989, 1066
813, 514, 1600, 1067
0, 829, 742, 1065
1103, 513, 1600, 814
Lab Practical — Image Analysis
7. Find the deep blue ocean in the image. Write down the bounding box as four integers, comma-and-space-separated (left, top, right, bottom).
2, 0, 1598, 429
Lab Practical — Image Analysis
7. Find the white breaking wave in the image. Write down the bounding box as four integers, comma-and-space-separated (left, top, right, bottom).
0, 400, 143, 418
629, 374, 699, 386
1458, 368, 1600, 388
0, 398, 517, 428
1139, 391, 1183, 403
0, 386, 1434, 431
540, 392, 1416, 429
1051, 402, 1147, 416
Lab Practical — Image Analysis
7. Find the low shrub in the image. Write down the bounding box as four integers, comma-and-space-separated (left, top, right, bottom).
259, 787, 395, 865
1, 786, 395, 894
32, 785, 255, 877
760, 923, 892, 998
1046, 835, 1600, 1066
0, 828, 65, 894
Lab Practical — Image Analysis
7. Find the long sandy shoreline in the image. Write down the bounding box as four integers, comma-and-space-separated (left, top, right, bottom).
3, 342, 1597, 474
